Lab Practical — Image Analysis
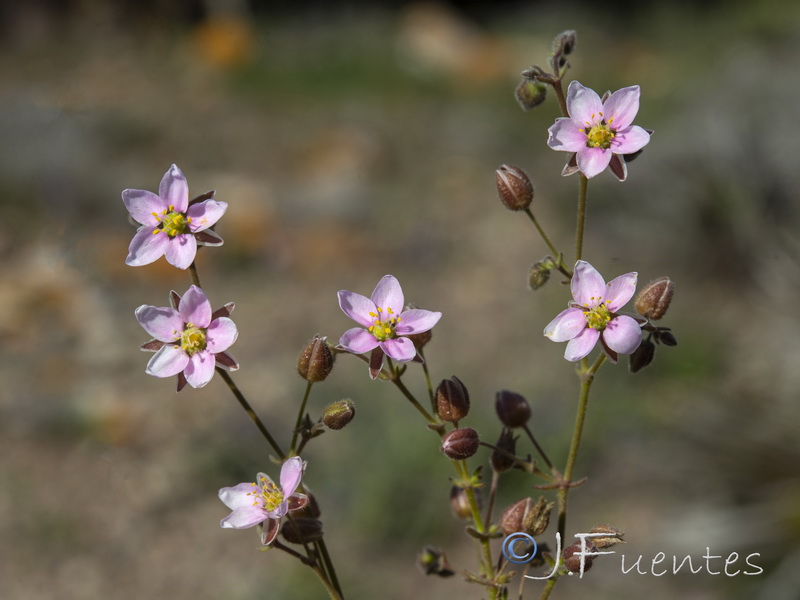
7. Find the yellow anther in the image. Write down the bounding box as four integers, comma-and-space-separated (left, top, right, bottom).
377, 307, 383, 312
187, 217, 192, 223
152, 229, 160, 235
368, 325, 374, 332
168, 205, 174, 211
384, 327, 391, 334
369, 312, 377, 317
387, 308, 394, 314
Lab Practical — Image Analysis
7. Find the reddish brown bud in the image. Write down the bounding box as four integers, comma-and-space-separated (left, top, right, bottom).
441, 428, 480, 460
495, 390, 531, 428
635, 277, 674, 320
563, 542, 594, 573
280, 517, 324, 544
297, 335, 335, 382
496, 165, 534, 211
491, 429, 517, 473
322, 399, 355, 430
436, 376, 470, 422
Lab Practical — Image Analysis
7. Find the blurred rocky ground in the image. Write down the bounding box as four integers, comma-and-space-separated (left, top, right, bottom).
1, 1, 799, 599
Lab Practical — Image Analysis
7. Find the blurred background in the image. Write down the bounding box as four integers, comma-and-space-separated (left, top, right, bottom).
2, 0, 799, 598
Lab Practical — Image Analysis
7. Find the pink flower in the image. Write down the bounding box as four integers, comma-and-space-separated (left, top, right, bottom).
135, 285, 238, 391
544, 261, 643, 362
123, 164, 227, 269
219, 457, 309, 546
337, 275, 441, 379
547, 81, 651, 181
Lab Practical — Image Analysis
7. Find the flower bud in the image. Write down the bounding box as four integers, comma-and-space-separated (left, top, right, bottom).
500, 496, 553, 536
295, 490, 321, 519
528, 260, 553, 290
495, 390, 531, 428
436, 376, 470, 422
322, 398, 355, 430
441, 428, 480, 460
280, 517, 324, 544
496, 165, 534, 211
628, 337, 655, 373
515, 79, 547, 111
417, 546, 455, 577
405, 328, 432, 351
450, 485, 474, 520
588, 524, 625, 549
491, 428, 517, 473
635, 277, 674, 320
297, 335, 334, 382
553, 30, 577, 56
563, 541, 594, 573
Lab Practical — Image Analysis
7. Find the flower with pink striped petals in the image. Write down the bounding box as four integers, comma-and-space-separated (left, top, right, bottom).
135, 285, 238, 391
547, 81, 651, 181
337, 275, 441, 379
544, 261, 643, 362
219, 457, 308, 546
123, 164, 227, 269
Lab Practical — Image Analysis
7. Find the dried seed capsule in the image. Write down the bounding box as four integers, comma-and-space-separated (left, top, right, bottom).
280, 517, 324, 544
322, 398, 356, 430
496, 165, 534, 211
297, 334, 334, 382
436, 376, 470, 422
635, 277, 674, 320
500, 496, 553, 536
491, 429, 517, 473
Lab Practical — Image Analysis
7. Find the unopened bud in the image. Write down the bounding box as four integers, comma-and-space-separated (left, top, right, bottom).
635, 277, 674, 320
417, 546, 455, 577
297, 335, 334, 382
528, 259, 554, 290
553, 30, 577, 56
495, 390, 531, 428
496, 165, 534, 211
441, 427, 480, 460
436, 376, 470, 422
628, 337, 655, 373
588, 525, 625, 549
295, 491, 321, 519
500, 496, 553, 536
515, 79, 547, 111
322, 399, 355, 430
491, 428, 517, 473
281, 517, 324, 544
406, 328, 432, 350
563, 541, 594, 573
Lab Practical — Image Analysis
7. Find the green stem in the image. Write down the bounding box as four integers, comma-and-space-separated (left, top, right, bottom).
538, 577, 558, 600
523, 209, 572, 278
387, 359, 437, 424
188, 262, 202, 288
552, 79, 568, 117
216, 368, 285, 460
290, 381, 314, 454
556, 354, 605, 540
419, 349, 436, 414
574, 175, 588, 263
315, 539, 344, 599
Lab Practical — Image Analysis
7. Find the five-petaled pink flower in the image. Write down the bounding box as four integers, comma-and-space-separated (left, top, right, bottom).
123, 164, 227, 269
135, 285, 239, 391
219, 457, 309, 546
338, 275, 441, 379
547, 81, 651, 181
544, 261, 643, 362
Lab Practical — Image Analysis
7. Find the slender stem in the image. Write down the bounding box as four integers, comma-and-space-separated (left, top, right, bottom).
484, 469, 500, 528
315, 539, 344, 599
419, 349, 436, 414
538, 577, 558, 600
556, 354, 605, 540
574, 175, 588, 263
387, 359, 437, 424
552, 80, 568, 117
521, 424, 554, 471
290, 381, 314, 454
522, 209, 571, 278
188, 262, 202, 288
216, 368, 285, 460
455, 459, 496, 600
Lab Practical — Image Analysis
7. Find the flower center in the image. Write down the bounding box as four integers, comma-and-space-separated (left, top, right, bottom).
583, 302, 612, 330
256, 475, 284, 512
583, 116, 616, 149
180, 323, 207, 355
151, 205, 191, 237
367, 306, 401, 342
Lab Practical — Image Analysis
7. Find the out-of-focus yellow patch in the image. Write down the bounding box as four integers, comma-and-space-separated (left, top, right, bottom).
191, 16, 255, 68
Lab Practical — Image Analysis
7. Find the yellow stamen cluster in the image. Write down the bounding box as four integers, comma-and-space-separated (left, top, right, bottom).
151, 205, 192, 237
580, 113, 616, 149
367, 306, 402, 342
180, 323, 207, 356
582, 297, 612, 330
249, 476, 284, 512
